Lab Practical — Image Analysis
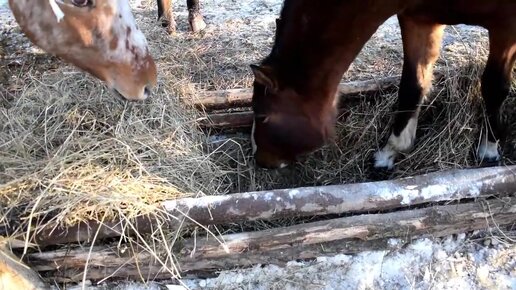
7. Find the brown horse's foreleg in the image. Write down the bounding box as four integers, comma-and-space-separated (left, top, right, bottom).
187, 0, 206, 32
157, 0, 176, 34
478, 30, 516, 162
374, 15, 445, 169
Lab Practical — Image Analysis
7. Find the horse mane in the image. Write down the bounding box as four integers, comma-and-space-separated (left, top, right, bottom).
261, 0, 312, 89
267, 0, 299, 62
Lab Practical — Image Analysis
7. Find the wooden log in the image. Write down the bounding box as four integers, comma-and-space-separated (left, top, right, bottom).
25, 197, 516, 282
195, 72, 451, 129
197, 107, 350, 130
19, 165, 516, 247
30, 216, 155, 248
192, 76, 400, 111
27, 239, 394, 282
197, 111, 254, 130
159, 165, 516, 225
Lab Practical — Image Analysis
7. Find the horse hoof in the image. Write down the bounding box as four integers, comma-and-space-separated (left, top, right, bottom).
189, 13, 207, 33
160, 18, 177, 35
160, 19, 169, 28
478, 157, 502, 168
369, 162, 394, 181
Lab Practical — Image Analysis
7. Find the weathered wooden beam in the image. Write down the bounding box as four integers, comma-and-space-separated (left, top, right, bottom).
20, 166, 516, 249
25, 197, 516, 282
192, 76, 400, 111
26, 239, 394, 283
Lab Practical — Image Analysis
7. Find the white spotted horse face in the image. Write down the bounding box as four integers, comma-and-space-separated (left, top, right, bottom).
8, 0, 157, 101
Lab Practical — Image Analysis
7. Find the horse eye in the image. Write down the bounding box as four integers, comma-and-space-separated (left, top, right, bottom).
71, 0, 92, 7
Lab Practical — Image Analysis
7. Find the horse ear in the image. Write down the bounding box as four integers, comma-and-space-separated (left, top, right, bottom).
250, 64, 278, 91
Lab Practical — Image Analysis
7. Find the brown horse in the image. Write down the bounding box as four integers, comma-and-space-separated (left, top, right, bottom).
157, 0, 206, 34
250, 0, 516, 169
8, 0, 157, 101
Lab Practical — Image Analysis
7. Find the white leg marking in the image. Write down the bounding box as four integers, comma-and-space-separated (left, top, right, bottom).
374, 117, 418, 169
251, 120, 257, 154
477, 137, 500, 161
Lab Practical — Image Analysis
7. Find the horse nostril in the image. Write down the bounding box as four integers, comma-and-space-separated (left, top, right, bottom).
143, 86, 152, 98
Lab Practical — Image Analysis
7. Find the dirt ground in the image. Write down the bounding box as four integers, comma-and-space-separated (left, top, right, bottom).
1, 0, 515, 289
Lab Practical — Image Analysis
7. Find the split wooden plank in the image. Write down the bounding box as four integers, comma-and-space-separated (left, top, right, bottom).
26, 197, 516, 282
21, 166, 516, 248
192, 76, 400, 111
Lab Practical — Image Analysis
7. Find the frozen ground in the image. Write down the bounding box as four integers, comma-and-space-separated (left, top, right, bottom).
177, 236, 516, 290
2, 1, 514, 290
68, 235, 515, 290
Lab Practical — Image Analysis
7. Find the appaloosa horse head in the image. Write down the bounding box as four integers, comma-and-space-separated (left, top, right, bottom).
251, 0, 515, 170
9, 0, 157, 101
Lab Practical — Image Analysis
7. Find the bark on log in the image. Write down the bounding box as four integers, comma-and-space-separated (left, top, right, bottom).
192, 76, 400, 111
26, 197, 516, 282
19, 165, 516, 247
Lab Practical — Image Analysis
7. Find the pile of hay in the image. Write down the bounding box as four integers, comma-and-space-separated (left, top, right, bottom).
0, 60, 232, 224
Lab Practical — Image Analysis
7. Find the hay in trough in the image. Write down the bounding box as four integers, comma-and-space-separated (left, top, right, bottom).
0, 0, 515, 285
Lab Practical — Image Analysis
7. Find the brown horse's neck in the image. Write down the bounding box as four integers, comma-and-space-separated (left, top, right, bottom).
268, 0, 402, 107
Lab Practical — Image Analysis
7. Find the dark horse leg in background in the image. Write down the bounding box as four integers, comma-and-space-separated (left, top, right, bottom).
157, 0, 176, 34
157, 0, 206, 34
374, 14, 445, 170
478, 28, 516, 162
187, 0, 207, 33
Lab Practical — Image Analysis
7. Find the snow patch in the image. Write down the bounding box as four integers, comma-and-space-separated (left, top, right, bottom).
175, 237, 515, 290
288, 189, 300, 199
